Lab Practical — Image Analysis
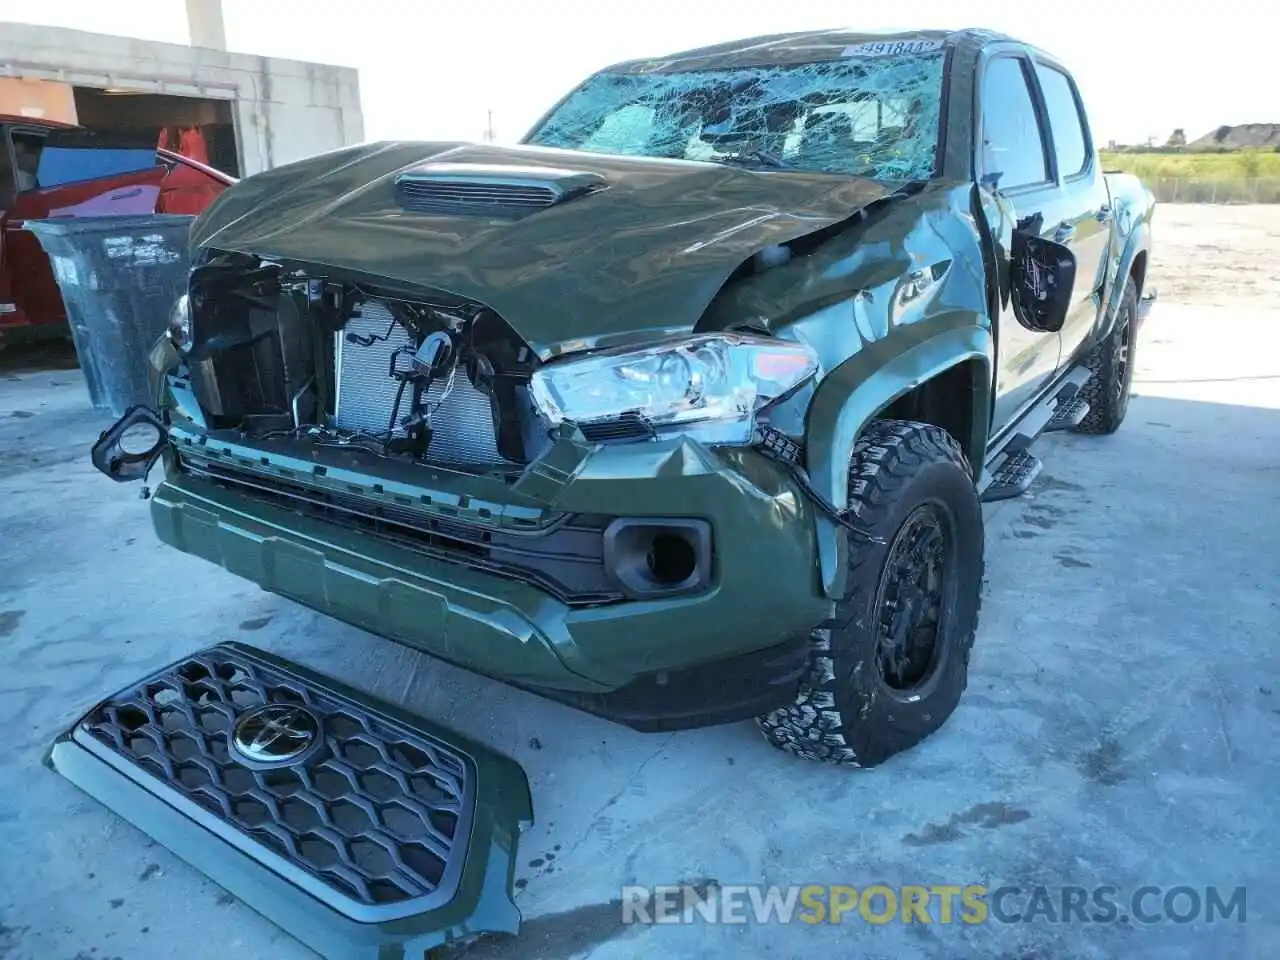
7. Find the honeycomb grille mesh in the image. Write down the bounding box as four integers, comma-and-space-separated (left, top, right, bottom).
80, 648, 471, 908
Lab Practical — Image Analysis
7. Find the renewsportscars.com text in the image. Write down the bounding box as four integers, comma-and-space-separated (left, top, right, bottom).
620, 883, 1247, 926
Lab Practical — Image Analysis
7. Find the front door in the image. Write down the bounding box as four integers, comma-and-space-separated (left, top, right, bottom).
1027, 58, 1112, 367
977, 52, 1062, 433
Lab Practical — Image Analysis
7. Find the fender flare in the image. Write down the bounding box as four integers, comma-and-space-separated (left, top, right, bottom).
1100, 218, 1152, 339
805, 320, 993, 598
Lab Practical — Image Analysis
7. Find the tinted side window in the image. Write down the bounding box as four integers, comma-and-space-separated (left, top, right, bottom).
35, 148, 159, 189
980, 57, 1048, 190
1035, 63, 1088, 176
12, 132, 43, 193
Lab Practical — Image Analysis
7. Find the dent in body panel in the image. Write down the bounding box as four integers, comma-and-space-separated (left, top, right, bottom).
701, 184, 985, 362
188, 45, 956, 362
701, 183, 992, 597
185, 139, 891, 361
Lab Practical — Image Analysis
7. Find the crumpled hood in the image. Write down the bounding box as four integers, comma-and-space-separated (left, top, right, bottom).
190, 141, 889, 358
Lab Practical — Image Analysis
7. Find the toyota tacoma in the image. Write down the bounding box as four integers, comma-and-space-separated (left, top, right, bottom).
94, 28, 1155, 768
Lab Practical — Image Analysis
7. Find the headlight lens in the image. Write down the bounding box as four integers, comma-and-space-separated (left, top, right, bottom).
529, 333, 818, 444
167, 293, 193, 353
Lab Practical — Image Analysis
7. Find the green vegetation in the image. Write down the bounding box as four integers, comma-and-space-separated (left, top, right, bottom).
1100, 150, 1280, 179
1100, 150, 1280, 202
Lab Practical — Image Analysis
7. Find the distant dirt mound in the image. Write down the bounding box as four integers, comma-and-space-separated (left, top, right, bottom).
1189, 124, 1280, 150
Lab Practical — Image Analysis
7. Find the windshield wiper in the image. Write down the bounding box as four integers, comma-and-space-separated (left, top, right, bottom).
710, 150, 786, 170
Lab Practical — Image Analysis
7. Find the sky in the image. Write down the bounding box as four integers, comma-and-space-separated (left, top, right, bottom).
0, 0, 1270, 148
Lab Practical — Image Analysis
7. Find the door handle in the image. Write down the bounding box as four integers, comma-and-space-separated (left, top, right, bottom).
1053, 221, 1076, 243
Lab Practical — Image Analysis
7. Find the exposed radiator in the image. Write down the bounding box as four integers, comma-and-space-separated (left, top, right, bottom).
332, 300, 510, 466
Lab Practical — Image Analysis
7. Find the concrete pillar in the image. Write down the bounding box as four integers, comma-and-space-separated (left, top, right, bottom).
185, 0, 227, 51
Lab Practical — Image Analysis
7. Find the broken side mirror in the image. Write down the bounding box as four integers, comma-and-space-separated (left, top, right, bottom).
91, 405, 168, 482
1010, 230, 1075, 333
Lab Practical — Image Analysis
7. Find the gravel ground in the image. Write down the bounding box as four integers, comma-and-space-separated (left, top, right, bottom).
0, 204, 1277, 959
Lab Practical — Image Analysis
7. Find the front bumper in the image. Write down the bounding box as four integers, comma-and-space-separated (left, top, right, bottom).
150, 437, 831, 698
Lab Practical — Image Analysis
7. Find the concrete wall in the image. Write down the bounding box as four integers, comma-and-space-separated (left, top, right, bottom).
0, 22, 363, 175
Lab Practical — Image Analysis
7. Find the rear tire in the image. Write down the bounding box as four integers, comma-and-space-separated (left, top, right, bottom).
1073, 277, 1138, 435
757, 420, 984, 767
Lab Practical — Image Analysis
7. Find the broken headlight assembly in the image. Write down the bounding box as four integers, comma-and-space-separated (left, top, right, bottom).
529, 333, 818, 445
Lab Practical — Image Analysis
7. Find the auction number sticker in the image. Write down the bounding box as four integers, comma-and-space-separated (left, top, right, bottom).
841, 39, 944, 58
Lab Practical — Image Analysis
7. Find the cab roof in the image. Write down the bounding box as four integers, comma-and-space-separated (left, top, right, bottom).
604, 27, 1013, 74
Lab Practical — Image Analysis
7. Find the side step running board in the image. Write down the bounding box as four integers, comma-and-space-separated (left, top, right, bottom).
979, 365, 1092, 503
46, 643, 533, 959
980, 449, 1043, 503
1044, 396, 1090, 433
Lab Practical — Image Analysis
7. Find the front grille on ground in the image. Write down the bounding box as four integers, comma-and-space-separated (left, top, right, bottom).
177, 456, 626, 605
80, 648, 471, 908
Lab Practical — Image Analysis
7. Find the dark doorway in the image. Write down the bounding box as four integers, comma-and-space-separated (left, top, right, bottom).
72, 87, 240, 177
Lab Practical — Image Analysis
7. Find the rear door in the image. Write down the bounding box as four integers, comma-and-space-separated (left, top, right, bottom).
1027, 58, 1112, 367
977, 52, 1061, 431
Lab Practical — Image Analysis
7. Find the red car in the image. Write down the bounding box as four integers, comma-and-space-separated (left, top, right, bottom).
0, 116, 235, 348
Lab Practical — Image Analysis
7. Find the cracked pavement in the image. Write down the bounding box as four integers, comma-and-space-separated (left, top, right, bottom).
1, 205, 1277, 959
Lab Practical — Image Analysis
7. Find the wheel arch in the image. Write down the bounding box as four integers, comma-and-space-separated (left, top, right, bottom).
1129, 249, 1148, 299
1100, 218, 1152, 341
805, 319, 993, 598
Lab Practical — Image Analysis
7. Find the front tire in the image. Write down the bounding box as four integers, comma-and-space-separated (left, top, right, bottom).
757, 420, 984, 767
1073, 276, 1138, 435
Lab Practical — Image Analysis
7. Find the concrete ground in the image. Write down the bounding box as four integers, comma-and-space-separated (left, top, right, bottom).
1, 204, 1277, 959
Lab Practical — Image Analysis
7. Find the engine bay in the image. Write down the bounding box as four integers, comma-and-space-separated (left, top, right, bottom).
182, 250, 547, 473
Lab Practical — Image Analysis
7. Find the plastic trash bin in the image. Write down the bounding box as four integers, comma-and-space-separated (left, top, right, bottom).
25, 214, 193, 416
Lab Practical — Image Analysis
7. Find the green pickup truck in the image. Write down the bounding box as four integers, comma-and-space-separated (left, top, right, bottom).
95, 28, 1155, 771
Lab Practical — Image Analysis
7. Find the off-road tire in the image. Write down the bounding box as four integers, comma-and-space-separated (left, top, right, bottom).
1073, 277, 1138, 435
757, 420, 984, 767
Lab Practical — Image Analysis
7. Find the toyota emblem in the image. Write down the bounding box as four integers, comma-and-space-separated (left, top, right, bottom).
230, 704, 320, 766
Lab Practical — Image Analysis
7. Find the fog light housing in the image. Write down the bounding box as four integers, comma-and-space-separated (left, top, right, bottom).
602, 518, 712, 598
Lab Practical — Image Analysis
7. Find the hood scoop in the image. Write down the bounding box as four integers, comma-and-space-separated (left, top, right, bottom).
394, 162, 607, 219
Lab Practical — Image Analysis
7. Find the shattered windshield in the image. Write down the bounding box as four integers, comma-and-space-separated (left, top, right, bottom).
526, 46, 946, 182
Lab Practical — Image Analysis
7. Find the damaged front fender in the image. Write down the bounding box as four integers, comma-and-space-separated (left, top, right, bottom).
702, 183, 994, 596
805, 322, 992, 595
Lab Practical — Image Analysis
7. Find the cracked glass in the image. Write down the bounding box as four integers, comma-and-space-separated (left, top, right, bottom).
527, 47, 947, 182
